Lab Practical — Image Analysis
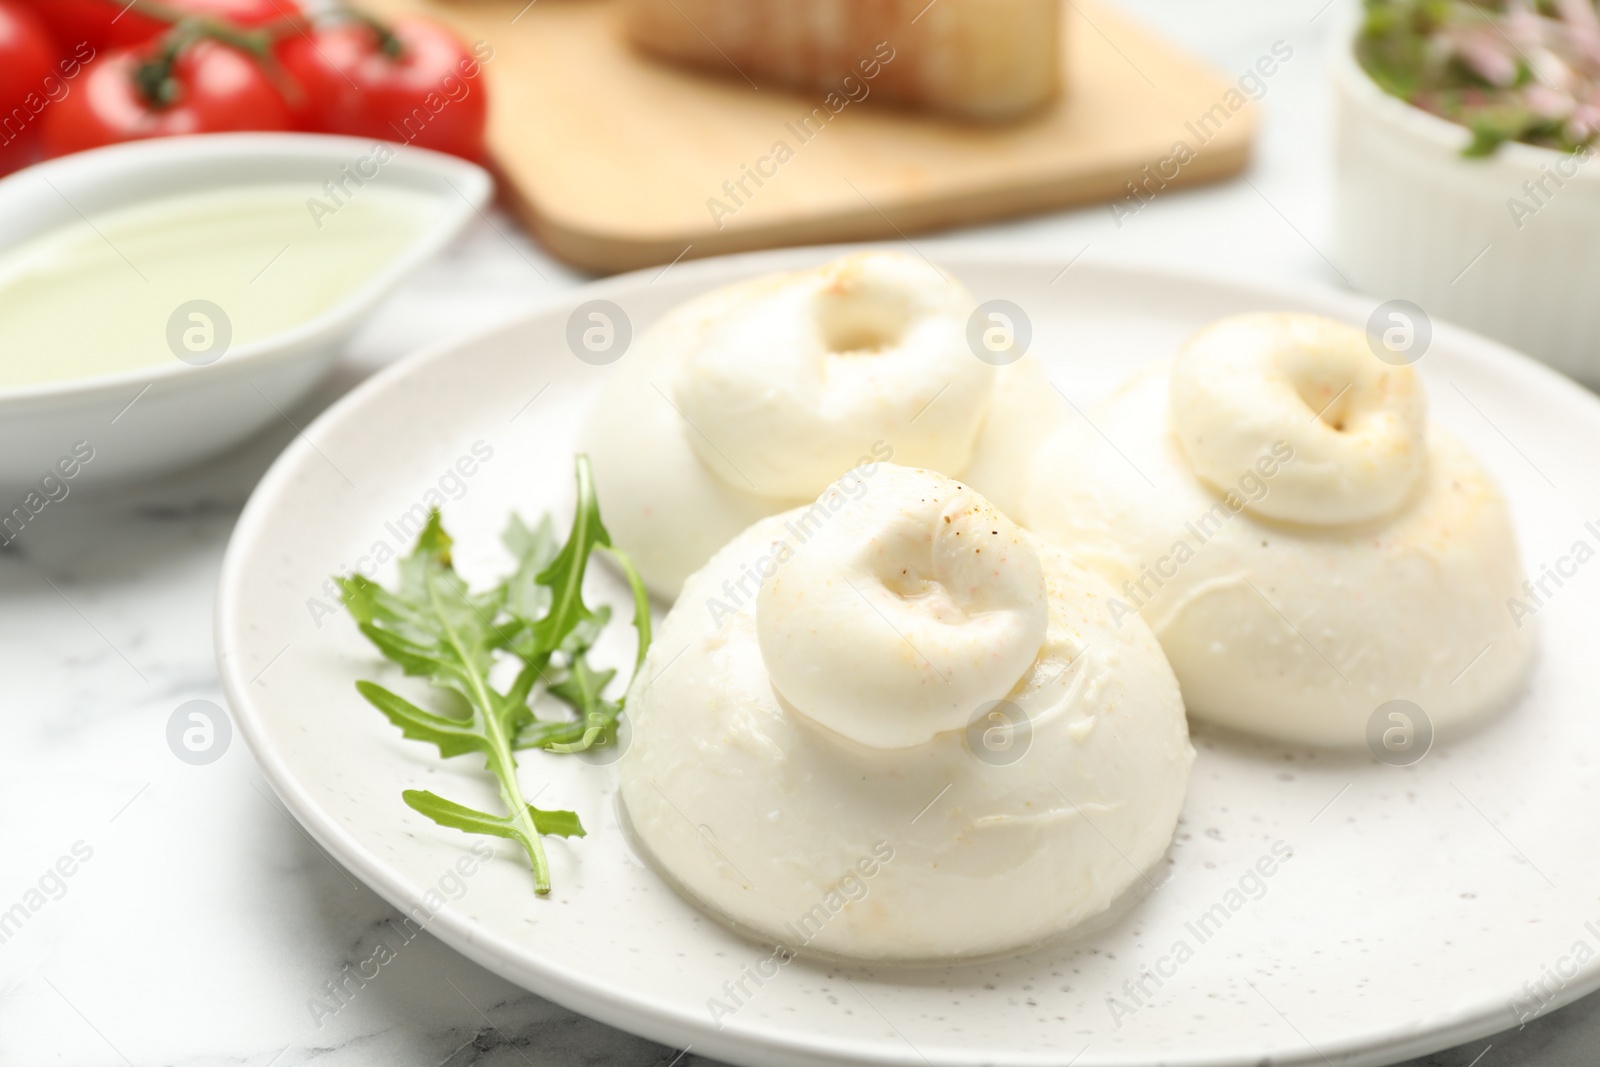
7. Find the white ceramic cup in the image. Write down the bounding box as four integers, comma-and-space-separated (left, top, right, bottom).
1330, 10, 1600, 383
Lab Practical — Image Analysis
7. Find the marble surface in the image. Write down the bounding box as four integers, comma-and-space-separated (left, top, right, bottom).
2, 0, 1596, 1064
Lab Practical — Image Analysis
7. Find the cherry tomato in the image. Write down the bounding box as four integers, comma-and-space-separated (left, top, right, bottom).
0, 0, 58, 175
281, 17, 488, 161
41, 37, 293, 156
20, 0, 298, 53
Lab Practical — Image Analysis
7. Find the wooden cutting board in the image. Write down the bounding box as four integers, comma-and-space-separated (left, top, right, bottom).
361, 0, 1256, 273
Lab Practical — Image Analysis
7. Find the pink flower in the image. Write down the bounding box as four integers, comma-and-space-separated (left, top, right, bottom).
1454, 30, 1520, 87
1526, 83, 1577, 118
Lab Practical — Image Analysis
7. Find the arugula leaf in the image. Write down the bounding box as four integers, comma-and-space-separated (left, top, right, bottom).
403, 791, 587, 839
528, 457, 607, 652
356, 679, 480, 758
338, 455, 649, 895
501, 457, 652, 758
501, 514, 560, 632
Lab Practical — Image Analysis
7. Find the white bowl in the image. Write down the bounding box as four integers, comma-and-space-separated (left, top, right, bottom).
0, 133, 491, 488
1330, 10, 1600, 382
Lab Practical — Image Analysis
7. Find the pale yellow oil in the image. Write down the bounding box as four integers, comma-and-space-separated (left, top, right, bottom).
0, 181, 445, 387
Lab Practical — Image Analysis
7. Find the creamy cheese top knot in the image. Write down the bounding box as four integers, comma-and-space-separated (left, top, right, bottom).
1170, 312, 1427, 525
756, 466, 1047, 750
673, 253, 994, 498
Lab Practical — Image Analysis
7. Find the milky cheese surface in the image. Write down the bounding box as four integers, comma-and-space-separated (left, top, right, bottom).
618, 467, 1193, 961
582, 252, 1064, 598
1027, 354, 1535, 747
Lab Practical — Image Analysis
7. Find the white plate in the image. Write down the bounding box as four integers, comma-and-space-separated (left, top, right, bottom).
0, 134, 489, 487
216, 247, 1600, 1067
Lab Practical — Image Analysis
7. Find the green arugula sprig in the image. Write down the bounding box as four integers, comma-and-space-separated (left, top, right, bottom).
337, 456, 651, 894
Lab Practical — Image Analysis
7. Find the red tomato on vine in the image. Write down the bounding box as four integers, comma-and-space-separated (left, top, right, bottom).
0, 0, 59, 173
19, 0, 297, 52
280, 16, 490, 161
41, 35, 293, 155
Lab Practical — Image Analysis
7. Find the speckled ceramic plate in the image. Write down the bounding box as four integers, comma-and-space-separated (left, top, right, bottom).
217, 247, 1600, 1067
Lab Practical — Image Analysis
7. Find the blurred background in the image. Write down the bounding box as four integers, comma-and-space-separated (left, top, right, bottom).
0, 0, 1596, 1063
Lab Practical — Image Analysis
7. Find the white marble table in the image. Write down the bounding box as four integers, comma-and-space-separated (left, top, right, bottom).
2, 1, 1595, 1064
